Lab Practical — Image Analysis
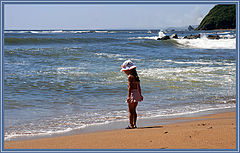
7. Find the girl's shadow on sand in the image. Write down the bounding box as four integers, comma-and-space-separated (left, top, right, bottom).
137, 125, 163, 129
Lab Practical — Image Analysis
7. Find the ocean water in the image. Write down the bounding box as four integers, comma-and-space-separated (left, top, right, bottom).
4, 29, 236, 141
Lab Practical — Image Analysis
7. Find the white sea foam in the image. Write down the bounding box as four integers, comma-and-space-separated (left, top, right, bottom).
139, 65, 235, 84
35, 30, 63, 33
4, 126, 85, 141
174, 37, 236, 49
163, 59, 235, 66
217, 31, 231, 34
19, 31, 31, 33
158, 31, 166, 38
129, 31, 236, 49
129, 36, 159, 40
4, 31, 15, 33
4, 110, 129, 141
51, 30, 63, 33
95, 53, 123, 58
95, 52, 142, 61
95, 53, 126, 61
220, 34, 236, 39
69, 31, 90, 33
5, 102, 234, 141
11, 30, 90, 34
30, 31, 40, 34
57, 67, 84, 71
142, 103, 235, 119
129, 31, 165, 40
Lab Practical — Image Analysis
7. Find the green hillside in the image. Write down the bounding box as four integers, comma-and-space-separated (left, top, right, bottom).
196, 4, 236, 30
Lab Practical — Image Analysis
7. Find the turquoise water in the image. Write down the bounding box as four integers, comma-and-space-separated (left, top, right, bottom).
4, 29, 236, 140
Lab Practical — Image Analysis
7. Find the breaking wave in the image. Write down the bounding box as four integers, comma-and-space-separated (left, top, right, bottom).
130, 32, 236, 49
175, 37, 236, 49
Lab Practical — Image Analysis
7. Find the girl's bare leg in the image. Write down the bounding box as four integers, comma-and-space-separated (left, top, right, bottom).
128, 102, 138, 128
133, 102, 138, 127
128, 103, 134, 127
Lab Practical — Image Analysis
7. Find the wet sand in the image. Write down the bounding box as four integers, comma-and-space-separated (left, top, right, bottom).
5, 111, 236, 149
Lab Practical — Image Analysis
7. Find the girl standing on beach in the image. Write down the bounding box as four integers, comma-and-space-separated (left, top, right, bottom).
121, 60, 143, 129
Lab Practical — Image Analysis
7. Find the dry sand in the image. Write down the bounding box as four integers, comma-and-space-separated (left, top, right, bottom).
5, 111, 236, 149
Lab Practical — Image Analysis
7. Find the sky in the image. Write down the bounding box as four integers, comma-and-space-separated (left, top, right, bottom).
5, 4, 215, 30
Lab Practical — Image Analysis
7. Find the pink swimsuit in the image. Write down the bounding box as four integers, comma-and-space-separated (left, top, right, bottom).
129, 89, 142, 103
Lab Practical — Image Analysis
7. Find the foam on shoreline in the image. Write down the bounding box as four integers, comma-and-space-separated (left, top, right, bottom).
4, 110, 236, 149
5, 107, 235, 142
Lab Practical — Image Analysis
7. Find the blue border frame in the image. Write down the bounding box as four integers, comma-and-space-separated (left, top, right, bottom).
0, 1, 239, 153
236, 0, 239, 151
1, 1, 240, 4
1, 1, 4, 153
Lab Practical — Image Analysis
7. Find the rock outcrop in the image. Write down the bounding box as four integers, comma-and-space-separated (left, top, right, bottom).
195, 4, 236, 30
157, 36, 170, 40
170, 34, 178, 39
183, 34, 201, 39
207, 35, 220, 39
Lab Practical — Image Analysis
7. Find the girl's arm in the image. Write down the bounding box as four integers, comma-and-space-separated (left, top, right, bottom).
138, 82, 142, 96
127, 75, 134, 102
138, 81, 143, 101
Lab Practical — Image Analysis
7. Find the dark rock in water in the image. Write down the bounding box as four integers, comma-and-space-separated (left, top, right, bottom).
162, 36, 170, 40
170, 34, 178, 39
157, 36, 170, 40
188, 25, 194, 31
207, 34, 220, 39
184, 34, 201, 39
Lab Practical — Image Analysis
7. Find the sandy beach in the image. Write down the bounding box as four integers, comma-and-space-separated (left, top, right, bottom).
5, 111, 236, 149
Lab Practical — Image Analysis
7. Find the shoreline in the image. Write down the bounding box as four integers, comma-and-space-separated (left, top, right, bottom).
4, 109, 236, 149
5, 107, 235, 142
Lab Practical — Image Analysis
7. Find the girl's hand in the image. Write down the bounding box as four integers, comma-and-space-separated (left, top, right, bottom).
127, 97, 131, 103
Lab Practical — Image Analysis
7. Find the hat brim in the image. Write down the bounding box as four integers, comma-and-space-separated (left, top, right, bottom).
120, 66, 136, 72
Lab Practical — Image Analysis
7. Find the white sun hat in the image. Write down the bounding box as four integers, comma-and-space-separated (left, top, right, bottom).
120, 60, 136, 72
